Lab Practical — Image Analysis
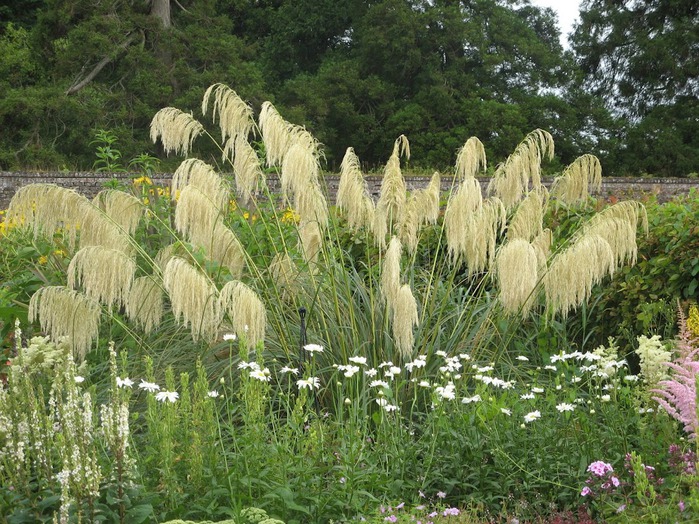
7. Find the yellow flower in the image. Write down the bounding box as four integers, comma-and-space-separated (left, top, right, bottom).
229, 199, 237, 211
54, 249, 67, 258
281, 208, 300, 225
142, 197, 150, 205
688, 305, 699, 337
133, 176, 153, 187
37, 255, 48, 265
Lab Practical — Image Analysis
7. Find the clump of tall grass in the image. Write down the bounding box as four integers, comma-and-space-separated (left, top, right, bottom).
6, 83, 647, 415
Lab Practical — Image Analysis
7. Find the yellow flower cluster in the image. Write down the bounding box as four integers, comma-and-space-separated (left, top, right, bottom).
132, 176, 153, 187
687, 305, 699, 337
281, 208, 300, 225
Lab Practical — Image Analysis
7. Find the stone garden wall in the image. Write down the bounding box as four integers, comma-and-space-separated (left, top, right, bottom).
1, 171, 698, 207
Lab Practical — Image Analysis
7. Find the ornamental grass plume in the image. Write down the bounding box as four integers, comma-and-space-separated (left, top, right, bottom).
28, 286, 101, 361
173, 185, 225, 242
258, 101, 318, 167
543, 201, 646, 317
444, 177, 484, 264
463, 198, 507, 276
150, 107, 204, 156
337, 147, 375, 232
375, 135, 410, 246
8, 184, 130, 253
201, 83, 254, 143
293, 177, 329, 230
126, 275, 164, 334
398, 173, 440, 254
189, 219, 246, 278
8, 183, 85, 248
163, 257, 220, 343
578, 201, 648, 267
652, 307, 699, 437
531, 228, 553, 269
224, 134, 265, 205
381, 236, 402, 309
393, 283, 419, 359
92, 189, 145, 236
496, 238, 539, 316
550, 154, 602, 205
219, 280, 266, 348
487, 129, 554, 209
67, 245, 136, 310
171, 158, 230, 212
455, 136, 487, 181
543, 234, 614, 318
281, 142, 320, 203
506, 187, 548, 241
298, 219, 323, 265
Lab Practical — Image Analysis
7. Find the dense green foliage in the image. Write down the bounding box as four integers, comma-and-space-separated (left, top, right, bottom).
0, 0, 697, 175
566, 192, 699, 358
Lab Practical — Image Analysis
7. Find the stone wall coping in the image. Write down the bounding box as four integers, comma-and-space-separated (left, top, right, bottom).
1, 171, 698, 207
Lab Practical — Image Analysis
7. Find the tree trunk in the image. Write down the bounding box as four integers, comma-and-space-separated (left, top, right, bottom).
150, 0, 171, 28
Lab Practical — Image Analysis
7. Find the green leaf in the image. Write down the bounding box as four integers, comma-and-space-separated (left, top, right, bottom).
125, 504, 154, 523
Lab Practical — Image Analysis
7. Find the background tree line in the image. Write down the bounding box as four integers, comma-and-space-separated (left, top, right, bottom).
0, 0, 696, 176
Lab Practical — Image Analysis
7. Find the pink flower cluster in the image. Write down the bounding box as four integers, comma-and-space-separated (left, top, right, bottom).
580, 461, 621, 497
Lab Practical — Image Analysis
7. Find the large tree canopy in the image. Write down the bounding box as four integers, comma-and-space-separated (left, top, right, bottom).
571, 0, 699, 176
0, 0, 696, 176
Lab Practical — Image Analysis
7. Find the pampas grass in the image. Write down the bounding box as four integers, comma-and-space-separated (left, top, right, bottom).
506, 188, 548, 241
28, 286, 101, 361
496, 238, 539, 316
171, 158, 229, 212
126, 276, 164, 334
92, 189, 144, 236
550, 154, 602, 204
201, 83, 254, 143
393, 284, 419, 359
174, 185, 225, 242
375, 136, 410, 246
487, 129, 554, 209
8, 183, 132, 253
337, 147, 375, 232
67, 246, 136, 310
163, 257, 220, 342
219, 280, 266, 348
150, 107, 204, 156
224, 135, 265, 205
381, 236, 402, 309
455, 136, 487, 181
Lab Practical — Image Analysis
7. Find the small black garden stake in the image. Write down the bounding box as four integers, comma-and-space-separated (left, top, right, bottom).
298, 306, 307, 375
